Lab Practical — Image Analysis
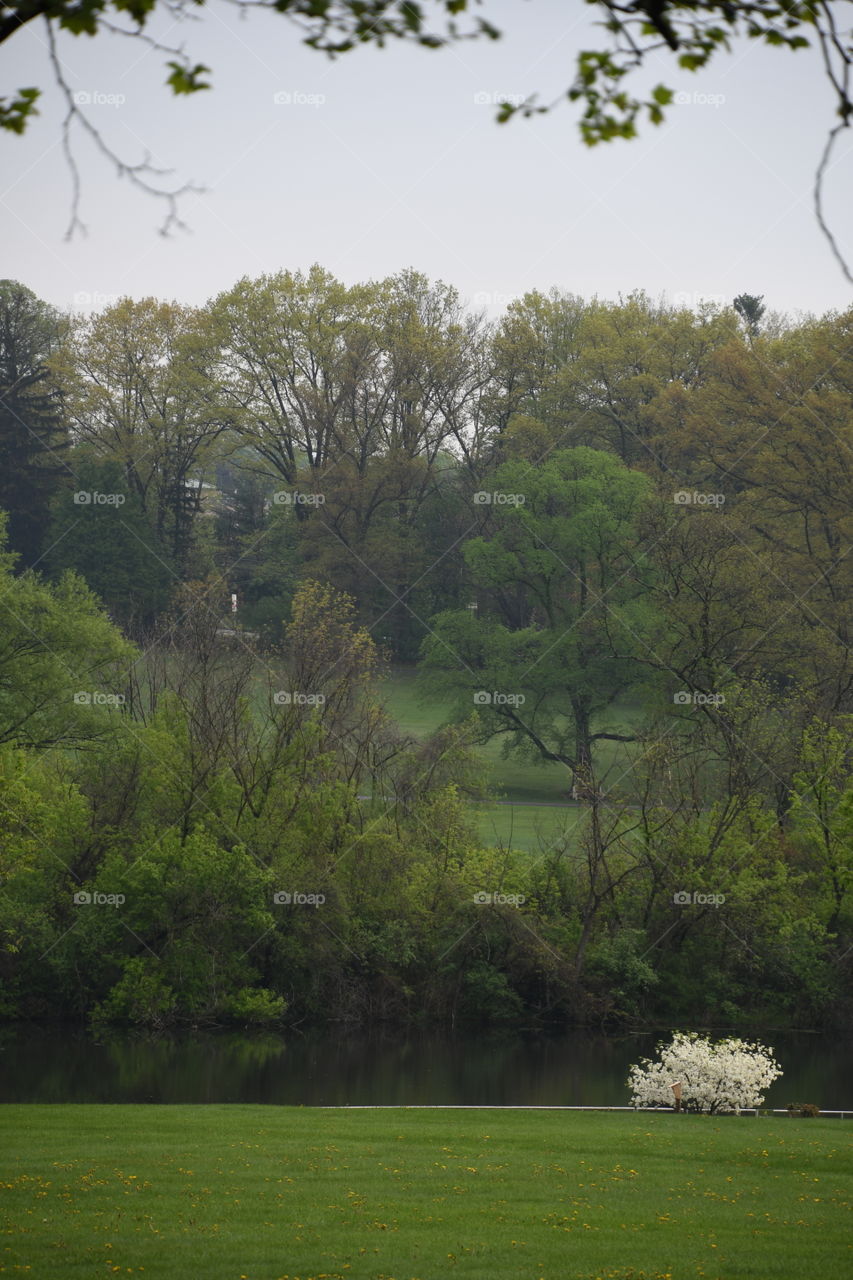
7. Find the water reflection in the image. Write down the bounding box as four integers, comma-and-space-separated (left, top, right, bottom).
0, 1024, 848, 1108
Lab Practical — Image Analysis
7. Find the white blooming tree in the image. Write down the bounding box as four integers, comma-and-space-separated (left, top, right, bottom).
627, 1031, 782, 1114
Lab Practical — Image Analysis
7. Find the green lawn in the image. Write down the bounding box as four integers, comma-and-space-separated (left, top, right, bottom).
473, 801, 586, 854
1, 1107, 850, 1279
379, 668, 645, 850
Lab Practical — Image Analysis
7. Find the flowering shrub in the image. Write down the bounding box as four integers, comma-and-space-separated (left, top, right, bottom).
627, 1031, 782, 1114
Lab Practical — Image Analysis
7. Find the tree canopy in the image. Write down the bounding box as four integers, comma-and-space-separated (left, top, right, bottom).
1, 270, 852, 1032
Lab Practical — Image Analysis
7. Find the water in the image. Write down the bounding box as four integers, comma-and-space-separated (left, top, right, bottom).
0, 1025, 848, 1108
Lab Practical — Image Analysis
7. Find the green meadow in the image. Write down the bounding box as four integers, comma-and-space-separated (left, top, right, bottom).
1, 1106, 850, 1279
378, 667, 644, 852
174, 655, 640, 852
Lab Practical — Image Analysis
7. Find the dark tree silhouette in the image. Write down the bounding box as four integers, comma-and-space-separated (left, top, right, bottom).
0, 280, 69, 568
733, 293, 767, 338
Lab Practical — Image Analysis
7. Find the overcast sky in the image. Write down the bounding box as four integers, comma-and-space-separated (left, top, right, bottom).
2, 1, 851, 319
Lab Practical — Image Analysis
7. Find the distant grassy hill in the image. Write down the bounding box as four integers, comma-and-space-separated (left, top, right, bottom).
379, 666, 645, 852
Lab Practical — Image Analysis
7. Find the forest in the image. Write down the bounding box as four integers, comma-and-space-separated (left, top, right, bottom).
1, 269, 851, 1032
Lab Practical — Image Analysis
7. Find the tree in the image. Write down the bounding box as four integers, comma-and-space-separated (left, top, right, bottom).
790, 719, 853, 935
215, 266, 491, 656
79, 827, 282, 1028
675, 311, 853, 711
212, 266, 367, 493
487, 288, 591, 453
0, 512, 135, 750
0, 280, 69, 568
492, 291, 736, 471
44, 456, 175, 632
420, 447, 656, 795
733, 292, 766, 338
628, 1031, 782, 1114
639, 504, 799, 698
55, 297, 232, 573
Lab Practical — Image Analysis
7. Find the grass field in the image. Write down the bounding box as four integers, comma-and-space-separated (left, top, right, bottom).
1, 1106, 850, 1279
378, 668, 644, 851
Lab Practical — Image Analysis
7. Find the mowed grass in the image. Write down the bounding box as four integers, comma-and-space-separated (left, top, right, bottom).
474, 802, 586, 854
379, 668, 645, 851
1, 1107, 850, 1280
378, 668, 572, 850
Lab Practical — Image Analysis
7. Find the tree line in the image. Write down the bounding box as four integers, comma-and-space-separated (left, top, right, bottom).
0, 273, 851, 1031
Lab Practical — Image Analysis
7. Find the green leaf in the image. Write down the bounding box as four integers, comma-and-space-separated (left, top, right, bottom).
165, 62, 212, 95
0, 89, 40, 136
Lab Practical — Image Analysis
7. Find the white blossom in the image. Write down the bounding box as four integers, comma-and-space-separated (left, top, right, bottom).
627, 1031, 782, 1114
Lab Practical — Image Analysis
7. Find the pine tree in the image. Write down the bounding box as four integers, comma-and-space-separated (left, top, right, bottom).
733, 292, 766, 339
0, 280, 69, 568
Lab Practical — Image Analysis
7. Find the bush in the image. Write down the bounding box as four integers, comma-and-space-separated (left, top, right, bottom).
91, 957, 178, 1030
222, 986, 288, 1025
627, 1031, 782, 1114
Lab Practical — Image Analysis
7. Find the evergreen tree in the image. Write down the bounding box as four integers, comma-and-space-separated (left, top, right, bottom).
733, 292, 766, 339
45, 457, 176, 634
0, 280, 68, 568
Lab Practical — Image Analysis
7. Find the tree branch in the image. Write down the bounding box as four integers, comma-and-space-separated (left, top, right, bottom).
46, 17, 203, 238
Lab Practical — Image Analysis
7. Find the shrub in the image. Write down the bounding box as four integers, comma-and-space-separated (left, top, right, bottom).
223, 986, 288, 1025
627, 1030, 782, 1114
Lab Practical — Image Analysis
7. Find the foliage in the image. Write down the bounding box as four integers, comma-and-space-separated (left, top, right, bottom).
2, 3, 845, 142
420, 447, 656, 792
0, 514, 135, 750
1, 274, 853, 1032
45, 456, 175, 630
0, 279, 68, 567
54, 297, 231, 572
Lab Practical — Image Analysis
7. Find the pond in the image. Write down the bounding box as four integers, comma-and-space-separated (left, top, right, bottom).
0, 1025, 849, 1109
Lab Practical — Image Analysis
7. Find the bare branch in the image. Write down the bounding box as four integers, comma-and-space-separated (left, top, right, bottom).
814, 121, 853, 286
45, 17, 204, 238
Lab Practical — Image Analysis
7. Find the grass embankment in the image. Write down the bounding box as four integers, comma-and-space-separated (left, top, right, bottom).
1, 1106, 850, 1279
379, 668, 644, 852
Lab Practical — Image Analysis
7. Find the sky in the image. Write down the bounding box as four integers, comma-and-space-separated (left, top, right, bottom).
1, 0, 852, 319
